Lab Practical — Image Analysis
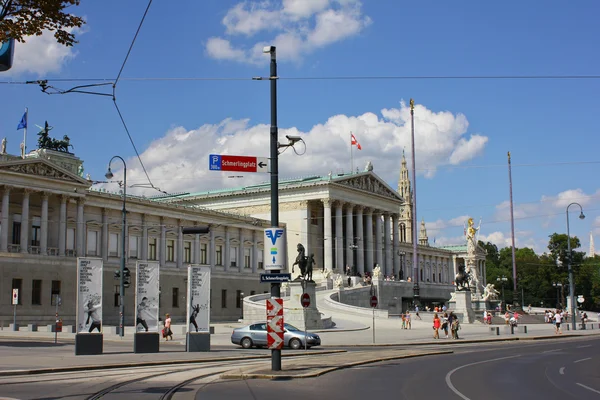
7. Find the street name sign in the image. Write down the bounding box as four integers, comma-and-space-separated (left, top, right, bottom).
260, 273, 292, 283
209, 154, 268, 173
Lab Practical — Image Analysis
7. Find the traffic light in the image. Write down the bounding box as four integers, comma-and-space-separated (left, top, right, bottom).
123, 267, 131, 288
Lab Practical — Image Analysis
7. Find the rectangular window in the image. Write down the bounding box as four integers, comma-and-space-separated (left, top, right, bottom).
311, 210, 319, 225
129, 235, 139, 259
166, 239, 175, 262
221, 289, 227, 308
230, 247, 238, 267
210, 289, 212, 309
114, 285, 120, 307
12, 278, 22, 305
32, 280, 42, 305
236, 290, 242, 308
12, 222, 21, 245
258, 250, 263, 269
172, 287, 179, 308
200, 243, 207, 264
244, 248, 251, 268
31, 226, 41, 247
216, 245, 223, 265
51, 280, 61, 306
148, 238, 157, 260
66, 228, 75, 250
109, 233, 119, 257
184, 241, 192, 263
87, 230, 98, 256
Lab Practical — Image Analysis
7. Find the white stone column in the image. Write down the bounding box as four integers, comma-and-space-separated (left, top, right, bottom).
0, 187, 9, 252
75, 198, 84, 256
238, 228, 244, 271
335, 201, 344, 271
355, 206, 364, 275
141, 214, 148, 260
209, 229, 215, 268
384, 213, 392, 276
193, 234, 200, 264
58, 195, 67, 256
101, 208, 109, 261
224, 227, 230, 271
177, 220, 183, 268
375, 212, 383, 268
252, 230, 258, 273
323, 199, 333, 272
365, 208, 374, 273
159, 218, 166, 266
20, 190, 31, 253
40, 192, 49, 255
392, 214, 400, 277
345, 204, 354, 273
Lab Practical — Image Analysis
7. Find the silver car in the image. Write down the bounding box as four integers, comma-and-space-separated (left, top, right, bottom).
231, 322, 321, 350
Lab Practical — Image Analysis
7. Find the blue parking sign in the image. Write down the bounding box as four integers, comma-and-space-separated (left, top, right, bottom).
209, 154, 222, 170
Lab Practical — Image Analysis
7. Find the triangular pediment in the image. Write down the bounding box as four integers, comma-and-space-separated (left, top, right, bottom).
0, 158, 91, 186
331, 172, 403, 202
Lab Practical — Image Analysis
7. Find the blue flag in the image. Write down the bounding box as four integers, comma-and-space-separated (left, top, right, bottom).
17, 111, 27, 130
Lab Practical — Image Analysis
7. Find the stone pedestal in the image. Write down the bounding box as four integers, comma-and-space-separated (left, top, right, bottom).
288, 281, 323, 330
75, 333, 103, 355
186, 332, 210, 352
134, 332, 160, 353
451, 291, 476, 323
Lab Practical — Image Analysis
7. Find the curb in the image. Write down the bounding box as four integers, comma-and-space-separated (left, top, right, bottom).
221, 350, 454, 380
0, 349, 346, 377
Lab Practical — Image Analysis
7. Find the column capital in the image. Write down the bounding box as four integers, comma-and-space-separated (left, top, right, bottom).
363, 207, 374, 215
41, 191, 50, 200
322, 198, 333, 208
2, 186, 11, 195
22, 188, 34, 196
77, 197, 86, 206
333, 200, 345, 208
60, 194, 69, 203
102, 207, 109, 216
355, 205, 365, 213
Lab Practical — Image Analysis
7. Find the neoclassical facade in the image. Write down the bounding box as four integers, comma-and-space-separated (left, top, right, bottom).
0, 149, 273, 326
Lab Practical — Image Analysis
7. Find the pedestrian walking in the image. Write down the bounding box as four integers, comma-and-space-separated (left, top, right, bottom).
401, 313, 406, 330
441, 312, 449, 338
415, 305, 422, 320
163, 313, 173, 341
554, 310, 563, 334
433, 313, 441, 339
405, 311, 412, 329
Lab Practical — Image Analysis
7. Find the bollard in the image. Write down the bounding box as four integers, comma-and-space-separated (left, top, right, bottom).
510, 325, 514, 334
523, 325, 527, 334
496, 327, 500, 336
566, 324, 570, 331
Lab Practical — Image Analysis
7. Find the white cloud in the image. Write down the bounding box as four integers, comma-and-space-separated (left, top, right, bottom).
448, 135, 488, 165
3, 29, 80, 77
99, 101, 487, 196
205, 0, 371, 64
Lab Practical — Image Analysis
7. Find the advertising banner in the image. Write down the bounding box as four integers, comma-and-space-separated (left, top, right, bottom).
186, 265, 211, 333
76, 258, 103, 334
263, 227, 286, 271
135, 261, 160, 333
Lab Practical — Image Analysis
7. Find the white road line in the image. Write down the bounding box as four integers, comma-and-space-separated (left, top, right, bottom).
559, 367, 565, 375
574, 358, 592, 363
577, 345, 592, 348
577, 383, 600, 395
445, 355, 521, 400
542, 349, 562, 353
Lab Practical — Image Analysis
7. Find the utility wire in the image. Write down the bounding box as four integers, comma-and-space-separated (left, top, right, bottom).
115, 0, 153, 86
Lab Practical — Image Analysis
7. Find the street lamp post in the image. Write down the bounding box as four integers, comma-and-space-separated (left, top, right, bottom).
409, 99, 419, 306
566, 202, 585, 331
106, 156, 127, 338
398, 251, 406, 280
497, 276, 507, 310
240, 292, 244, 321
552, 282, 563, 309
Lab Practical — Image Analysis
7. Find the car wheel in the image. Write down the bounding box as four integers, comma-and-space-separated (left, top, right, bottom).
289, 338, 302, 350
241, 337, 253, 349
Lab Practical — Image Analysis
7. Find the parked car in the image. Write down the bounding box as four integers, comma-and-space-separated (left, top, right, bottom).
231, 322, 321, 349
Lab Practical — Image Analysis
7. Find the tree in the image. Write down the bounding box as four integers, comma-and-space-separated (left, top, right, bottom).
0, 0, 84, 46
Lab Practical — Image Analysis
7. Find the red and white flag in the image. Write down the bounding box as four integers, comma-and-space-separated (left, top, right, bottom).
351, 133, 362, 150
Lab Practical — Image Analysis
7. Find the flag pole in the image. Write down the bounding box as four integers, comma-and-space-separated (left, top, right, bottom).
22, 108, 28, 158
350, 131, 354, 174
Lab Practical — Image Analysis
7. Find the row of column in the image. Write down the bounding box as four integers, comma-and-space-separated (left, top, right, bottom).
0, 187, 263, 273
324, 199, 402, 277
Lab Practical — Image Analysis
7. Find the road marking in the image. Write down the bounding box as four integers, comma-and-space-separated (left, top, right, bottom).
574, 357, 591, 363
577, 345, 592, 348
445, 355, 521, 400
559, 367, 565, 375
577, 383, 600, 395
542, 349, 562, 353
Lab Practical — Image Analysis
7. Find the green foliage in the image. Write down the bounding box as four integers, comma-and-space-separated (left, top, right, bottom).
0, 0, 84, 46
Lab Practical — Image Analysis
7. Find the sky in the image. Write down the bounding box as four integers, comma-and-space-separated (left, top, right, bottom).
1, 0, 599, 255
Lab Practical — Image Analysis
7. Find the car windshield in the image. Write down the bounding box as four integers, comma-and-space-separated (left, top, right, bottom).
284, 323, 301, 331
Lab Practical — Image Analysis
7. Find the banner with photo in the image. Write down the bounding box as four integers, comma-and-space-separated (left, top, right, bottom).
76, 258, 103, 334
186, 265, 211, 333
135, 261, 160, 333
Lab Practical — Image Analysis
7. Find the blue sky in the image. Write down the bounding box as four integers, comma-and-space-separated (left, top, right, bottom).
1, 0, 599, 254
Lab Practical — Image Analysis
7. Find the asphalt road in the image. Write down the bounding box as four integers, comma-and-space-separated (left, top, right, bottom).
2, 337, 599, 400
199, 337, 600, 400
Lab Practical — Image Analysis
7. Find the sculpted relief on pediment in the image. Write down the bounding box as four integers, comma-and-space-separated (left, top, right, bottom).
0, 162, 80, 183
337, 175, 399, 200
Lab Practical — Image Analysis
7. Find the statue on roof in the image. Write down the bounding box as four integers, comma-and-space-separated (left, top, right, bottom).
1, 137, 6, 154
36, 121, 74, 153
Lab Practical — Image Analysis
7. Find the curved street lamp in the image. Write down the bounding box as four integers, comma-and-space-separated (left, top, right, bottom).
106, 155, 127, 337
496, 276, 508, 310
566, 202, 585, 331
